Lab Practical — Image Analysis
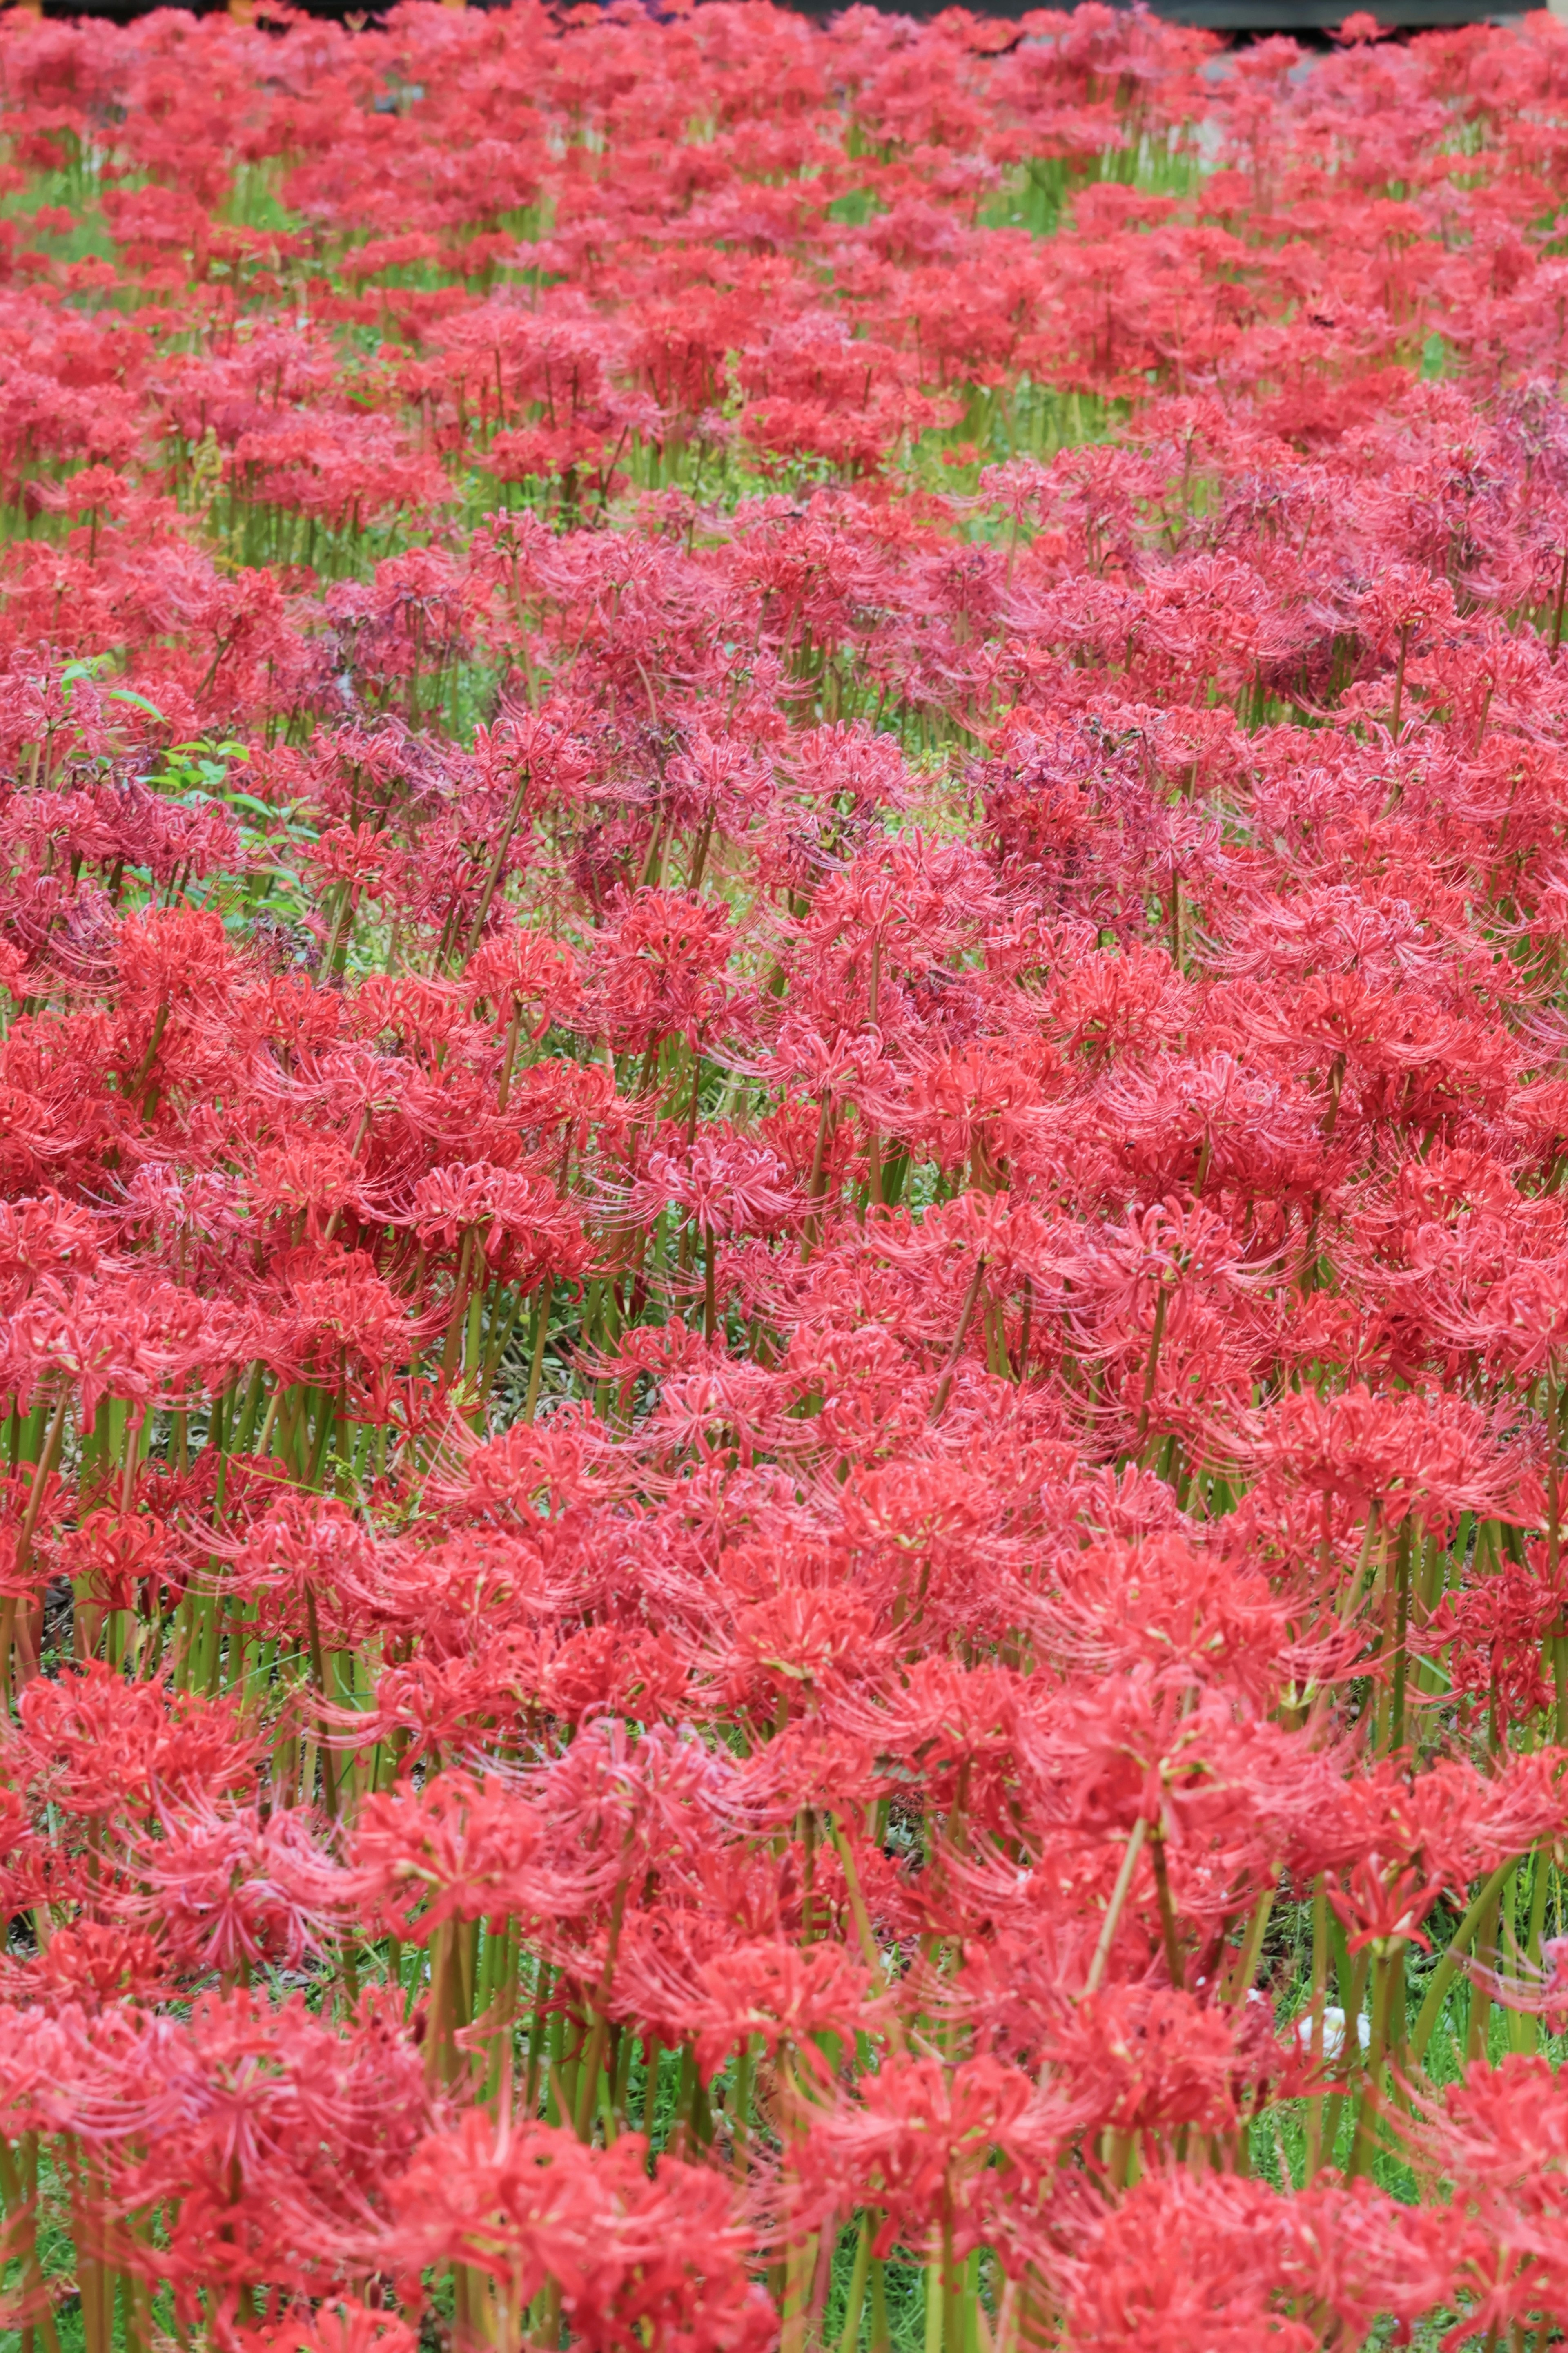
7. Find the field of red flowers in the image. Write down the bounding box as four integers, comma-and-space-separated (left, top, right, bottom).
11, 1, 1568, 2346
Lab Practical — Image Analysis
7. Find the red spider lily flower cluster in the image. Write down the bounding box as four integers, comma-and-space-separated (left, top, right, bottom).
9, 3, 1568, 2348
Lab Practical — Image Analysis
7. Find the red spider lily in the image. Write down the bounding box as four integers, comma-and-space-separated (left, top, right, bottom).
349, 1770, 621, 1942
1042, 1982, 1290, 2140
1058, 2170, 1443, 2352
4, 8, 1568, 2344
2, 1920, 171, 2015
794, 2052, 1076, 2265
1406, 2055, 1568, 2347
13, 1664, 259, 1818
80, 1988, 432, 2314
111, 1796, 347, 1978
1464, 1932, 1568, 2034
385, 2110, 773, 2353
237, 2299, 417, 2353
622, 1126, 801, 1243
684, 1935, 885, 2088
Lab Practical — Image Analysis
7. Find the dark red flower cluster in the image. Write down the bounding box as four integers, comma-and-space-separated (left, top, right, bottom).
7, 2, 1568, 2346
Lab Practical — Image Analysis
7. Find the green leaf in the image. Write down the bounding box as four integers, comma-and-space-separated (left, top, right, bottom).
105, 687, 169, 721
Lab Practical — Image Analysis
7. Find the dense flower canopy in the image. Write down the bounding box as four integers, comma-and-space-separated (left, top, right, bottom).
7, 2, 1568, 2347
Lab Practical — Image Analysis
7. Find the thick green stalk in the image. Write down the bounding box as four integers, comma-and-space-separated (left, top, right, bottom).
1303, 1877, 1330, 2181
1149, 1832, 1184, 1989
0, 2136, 60, 2353
1348, 1948, 1400, 2181
523, 1280, 553, 1423
1084, 1820, 1148, 2000
1467, 1873, 1508, 2065
1410, 1860, 1516, 2063
837, 2213, 873, 2353
1390, 1519, 1413, 1752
